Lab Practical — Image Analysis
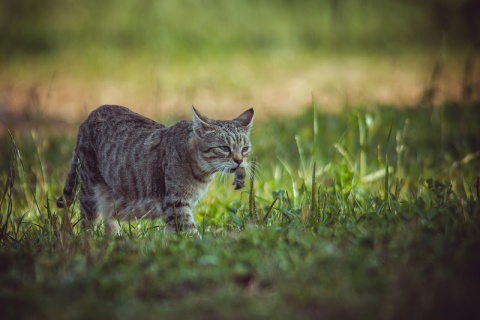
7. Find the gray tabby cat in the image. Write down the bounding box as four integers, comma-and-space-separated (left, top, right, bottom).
57, 105, 254, 236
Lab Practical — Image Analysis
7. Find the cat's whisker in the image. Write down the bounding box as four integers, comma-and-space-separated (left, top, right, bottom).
211, 161, 232, 187
223, 169, 230, 186
218, 166, 227, 185
244, 160, 266, 182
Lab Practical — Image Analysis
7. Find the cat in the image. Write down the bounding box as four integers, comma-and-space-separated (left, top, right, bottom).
57, 105, 254, 236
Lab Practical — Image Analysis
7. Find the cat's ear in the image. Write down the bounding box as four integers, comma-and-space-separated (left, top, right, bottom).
192, 106, 212, 137
233, 108, 254, 131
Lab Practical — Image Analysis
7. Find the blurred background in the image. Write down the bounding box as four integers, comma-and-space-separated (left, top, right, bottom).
0, 0, 479, 127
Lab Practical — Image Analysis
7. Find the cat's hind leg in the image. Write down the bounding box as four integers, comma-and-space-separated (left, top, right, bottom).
76, 146, 109, 235
79, 179, 99, 233
93, 184, 122, 236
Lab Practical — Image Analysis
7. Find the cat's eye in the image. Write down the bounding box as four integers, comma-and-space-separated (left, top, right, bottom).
219, 146, 231, 153
242, 146, 249, 153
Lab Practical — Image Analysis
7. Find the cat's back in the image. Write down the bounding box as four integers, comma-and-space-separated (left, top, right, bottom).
81, 105, 164, 139
77, 105, 166, 151
83, 105, 162, 131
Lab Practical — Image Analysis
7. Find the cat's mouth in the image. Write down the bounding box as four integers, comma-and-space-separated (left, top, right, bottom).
229, 168, 236, 173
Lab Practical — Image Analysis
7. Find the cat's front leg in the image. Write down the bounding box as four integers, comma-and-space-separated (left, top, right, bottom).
162, 200, 200, 237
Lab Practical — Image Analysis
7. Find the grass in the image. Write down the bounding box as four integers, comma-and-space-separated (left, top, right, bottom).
2, 1, 479, 317
2, 0, 478, 121
1, 102, 480, 319
3, 0, 471, 60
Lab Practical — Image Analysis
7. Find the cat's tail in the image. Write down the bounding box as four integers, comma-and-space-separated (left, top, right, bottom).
57, 150, 80, 208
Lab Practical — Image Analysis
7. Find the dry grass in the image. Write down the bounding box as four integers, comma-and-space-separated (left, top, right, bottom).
1, 52, 477, 130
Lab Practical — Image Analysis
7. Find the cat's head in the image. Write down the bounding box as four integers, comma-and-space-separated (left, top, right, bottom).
191, 106, 254, 174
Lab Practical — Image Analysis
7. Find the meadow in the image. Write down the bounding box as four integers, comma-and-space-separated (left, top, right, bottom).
1, 102, 480, 319
1, 0, 480, 318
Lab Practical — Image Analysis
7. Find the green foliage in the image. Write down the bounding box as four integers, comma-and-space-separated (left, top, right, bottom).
1, 103, 480, 318
1, 0, 477, 61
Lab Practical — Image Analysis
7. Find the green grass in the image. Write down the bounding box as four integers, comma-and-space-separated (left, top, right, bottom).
2, 0, 470, 59
1, 103, 480, 319
2, 0, 476, 76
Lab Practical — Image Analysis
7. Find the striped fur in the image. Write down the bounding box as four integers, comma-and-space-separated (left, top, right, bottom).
57, 105, 254, 236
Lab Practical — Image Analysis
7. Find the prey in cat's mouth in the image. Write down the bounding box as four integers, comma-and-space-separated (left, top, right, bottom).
233, 166, 246, 190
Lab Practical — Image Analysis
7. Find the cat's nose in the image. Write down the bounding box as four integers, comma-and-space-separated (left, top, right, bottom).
234, 158, 243, 165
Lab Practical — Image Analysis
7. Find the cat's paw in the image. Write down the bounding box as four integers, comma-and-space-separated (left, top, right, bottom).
186, 228, 202, 239
166, 221, 201, 238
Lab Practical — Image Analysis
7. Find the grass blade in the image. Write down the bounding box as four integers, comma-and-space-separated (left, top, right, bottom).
8, 130, 42, 216
249, 157, 257, 223
311, 161, 317, 219
261, 197, 278, 225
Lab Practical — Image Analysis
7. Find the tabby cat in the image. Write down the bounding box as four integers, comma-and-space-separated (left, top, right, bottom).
57, 105, 254, 236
